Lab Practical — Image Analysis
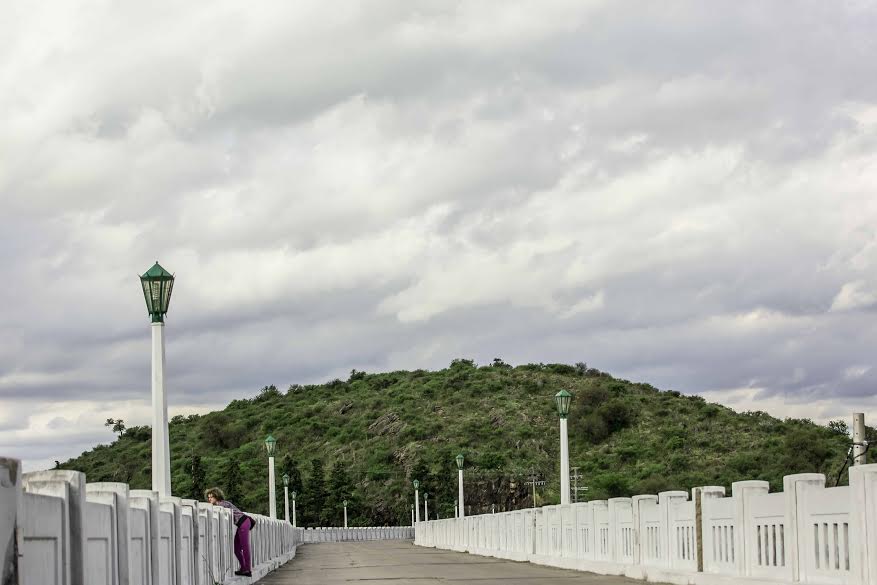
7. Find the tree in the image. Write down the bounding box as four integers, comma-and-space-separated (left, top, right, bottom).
189, 454, 206, 500
223, 458, 243, 503
104, 418, 125, 439
281, 455, 303, 494
327, 461, 351, 525
827, 420, 849, 436
303, 458, 326, 525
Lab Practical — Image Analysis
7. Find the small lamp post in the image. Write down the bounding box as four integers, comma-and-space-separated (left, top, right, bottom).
282, 473, 290, 523
291, 491, 297, 527
343, 499, 348, 528
413, 480, 421, 523
424, 492, 429, 521
555, 390, 572, 505
140, 262, 175, 496
265, 435, 277, 519
456, 453, 465, 519
410, 503, 414, 527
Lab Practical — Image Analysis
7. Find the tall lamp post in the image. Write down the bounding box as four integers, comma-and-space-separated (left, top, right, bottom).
265, 435, 277, 519
291, 491, 297, 527
282, 473, 290, 523
555, 390, 572, 505
413, 480, 421, 523
424, 492, 429, 521
140, 262, 175, 496
456, 453, 465, 519
343, 499, 348, 528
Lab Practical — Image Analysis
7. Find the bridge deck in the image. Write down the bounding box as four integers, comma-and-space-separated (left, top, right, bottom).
261, 541, 660, 584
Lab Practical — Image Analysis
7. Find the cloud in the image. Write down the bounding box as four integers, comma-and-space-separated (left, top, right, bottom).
1, 0, 877, 470
831, 281, 877, 312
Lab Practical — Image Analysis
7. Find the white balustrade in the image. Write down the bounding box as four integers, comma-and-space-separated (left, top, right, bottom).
416, 470, 877, 585
298, 526, 413, 543
0, 461, 301, 585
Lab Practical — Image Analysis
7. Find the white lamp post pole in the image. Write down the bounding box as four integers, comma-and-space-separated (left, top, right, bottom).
424, 493, 429, 521
456, 454, 465, 519
265, 435, 277, 519
414, 481, 421, 523
151, 322, 170, 495
343, 500, 348, 528
140, 262, 174, 497
555, 390, 572, 505
282, 474, 290, 523
292, 492, 297, 527
410, 504, 414, 527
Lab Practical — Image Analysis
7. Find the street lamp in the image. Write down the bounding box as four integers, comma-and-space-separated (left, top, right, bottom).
555, 390, 572, 505
455, 453, 465, 519
413, 480, 421, 523
410, 503, 414, 527
282, 473, 290, 523
291, 491, 297, 527
343, 499, 348, 528
424, 492, 429, 521
265, 435, 277, 519
140, 261, 175, 496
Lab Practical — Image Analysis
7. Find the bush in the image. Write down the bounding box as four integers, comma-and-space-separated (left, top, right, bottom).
594, 473, 631, 498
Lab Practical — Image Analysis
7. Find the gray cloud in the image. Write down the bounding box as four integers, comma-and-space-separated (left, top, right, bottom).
2, 0, 876, 470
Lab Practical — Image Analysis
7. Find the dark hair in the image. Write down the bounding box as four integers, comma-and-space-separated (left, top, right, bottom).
204, 487, 225, 501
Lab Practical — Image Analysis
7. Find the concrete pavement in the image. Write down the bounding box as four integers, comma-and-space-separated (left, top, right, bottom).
260, 541, 662, 584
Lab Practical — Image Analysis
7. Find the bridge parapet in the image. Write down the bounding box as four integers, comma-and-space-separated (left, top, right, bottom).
416, 467, 877, 585
299, 526, 413, 543
1, 459, 299, 584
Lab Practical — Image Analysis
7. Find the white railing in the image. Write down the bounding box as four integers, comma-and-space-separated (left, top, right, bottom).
298, 526, 413, 542
1, 459, 298, 585
415, 466, 877, 585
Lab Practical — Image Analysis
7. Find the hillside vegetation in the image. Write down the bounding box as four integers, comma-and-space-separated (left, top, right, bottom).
62, 360, 869, 526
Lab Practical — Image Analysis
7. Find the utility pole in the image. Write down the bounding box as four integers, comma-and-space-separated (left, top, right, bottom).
525, 469, 546, 509
571, 467, 583, 504
853, 413, 868, 465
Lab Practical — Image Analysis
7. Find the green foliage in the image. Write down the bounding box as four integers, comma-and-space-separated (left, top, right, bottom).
62, 364, 862, 524
223, 458, 242, 503
189, 454, 206, 500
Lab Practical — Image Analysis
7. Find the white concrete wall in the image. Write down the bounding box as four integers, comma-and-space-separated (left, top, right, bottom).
0, 463, 301, 585
416, 467, 877, 585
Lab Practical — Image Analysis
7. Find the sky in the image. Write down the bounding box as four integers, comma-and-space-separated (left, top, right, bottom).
2, 1, 876, 472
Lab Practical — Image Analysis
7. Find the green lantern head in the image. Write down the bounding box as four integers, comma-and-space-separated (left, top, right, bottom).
139, 262, 175, 323
291, 491, 297, 499
264, 435, 277, 457
554, 389, 572, 418
455, 453, 464, 470
413, 479, 420, 490
424, 492, 428, 500
343, 499, 348, 507
282, 473, 289, 487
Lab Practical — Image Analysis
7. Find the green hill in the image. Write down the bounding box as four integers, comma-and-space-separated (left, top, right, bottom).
61, 360, 869, 526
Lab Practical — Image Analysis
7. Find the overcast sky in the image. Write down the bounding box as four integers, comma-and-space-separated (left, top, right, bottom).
2, 1, 876, 472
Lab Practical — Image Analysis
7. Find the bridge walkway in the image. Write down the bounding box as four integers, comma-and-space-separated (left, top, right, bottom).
261, 540, 662, 584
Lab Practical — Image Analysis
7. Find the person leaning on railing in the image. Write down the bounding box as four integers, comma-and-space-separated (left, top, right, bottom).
205, 487, 255, 577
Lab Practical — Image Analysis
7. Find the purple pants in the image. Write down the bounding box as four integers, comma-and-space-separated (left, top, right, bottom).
234, 518, 253, 572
